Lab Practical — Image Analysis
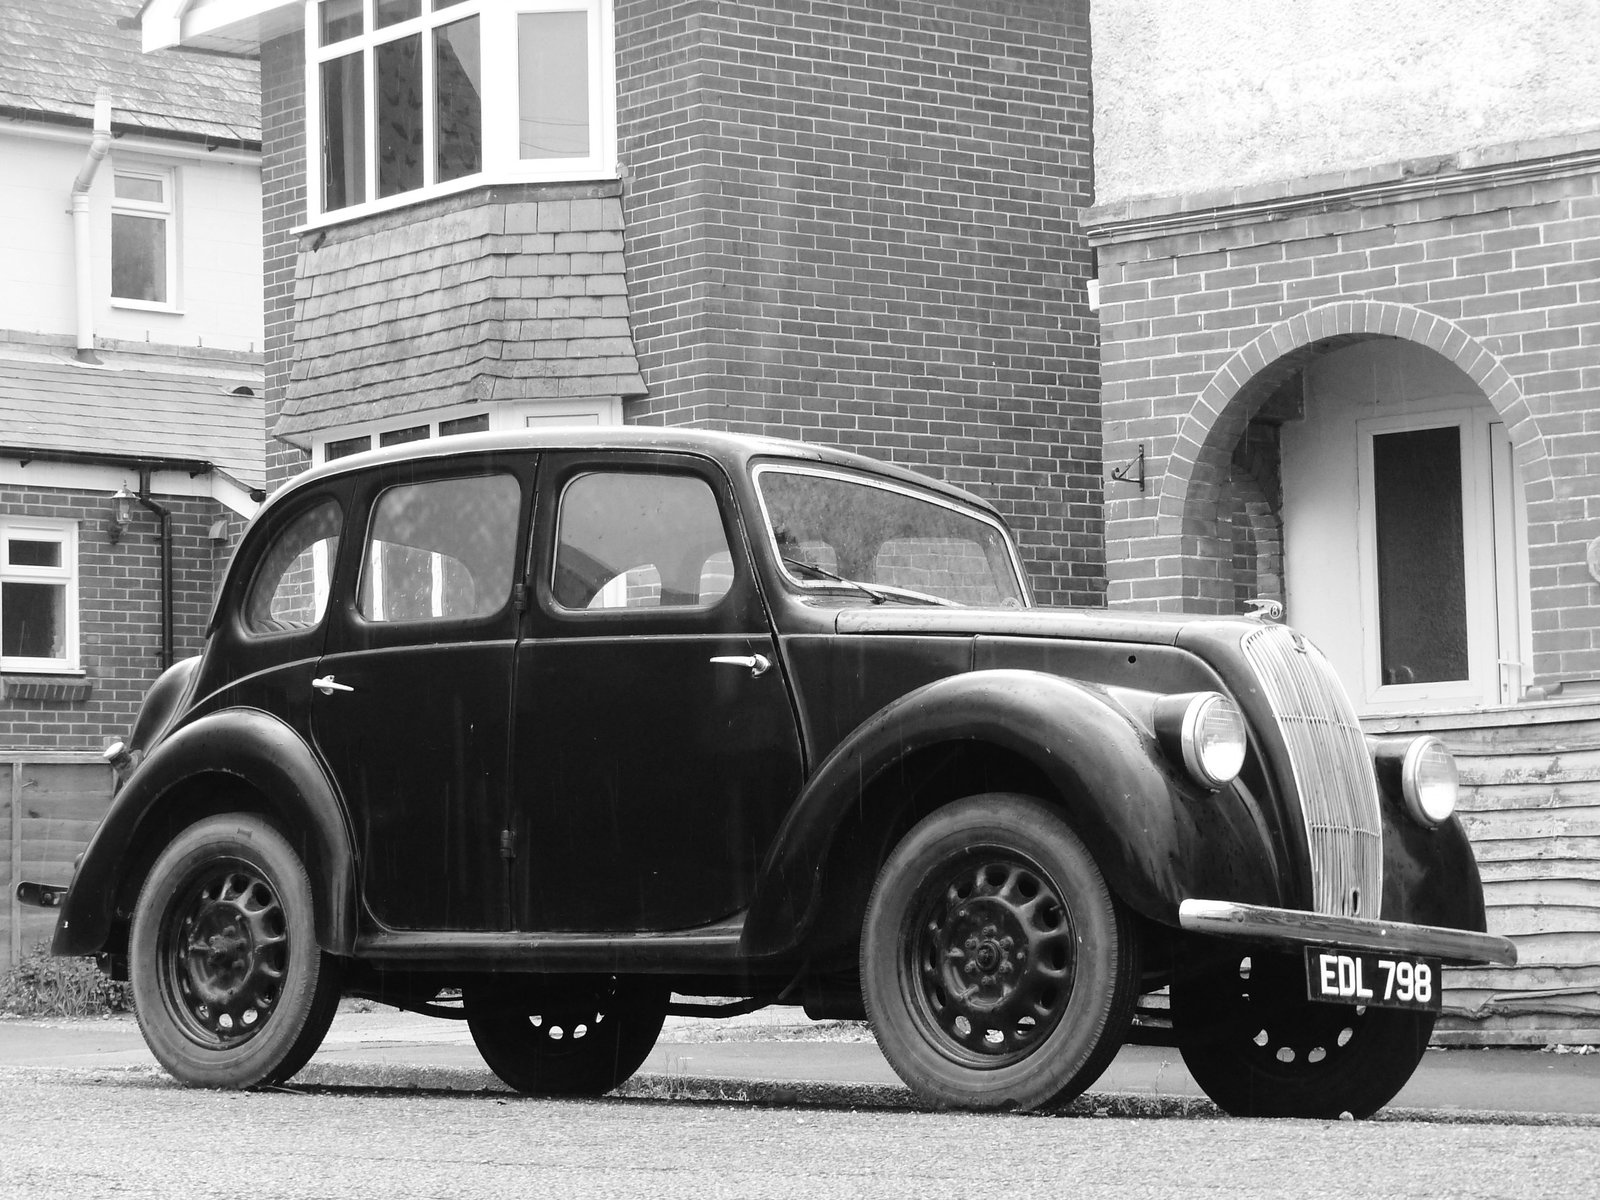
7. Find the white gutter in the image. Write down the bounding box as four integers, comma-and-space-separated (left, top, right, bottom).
70, 94, 114, 364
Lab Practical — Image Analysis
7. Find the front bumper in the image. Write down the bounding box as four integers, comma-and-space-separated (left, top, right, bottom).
1179, 898, 1518, 967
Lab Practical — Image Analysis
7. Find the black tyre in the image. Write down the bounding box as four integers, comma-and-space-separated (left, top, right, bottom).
1173, 949, 1435, 1118
464, 974, 668, 1096
860, 793, 1140, 1111
129, 814, 342, 1089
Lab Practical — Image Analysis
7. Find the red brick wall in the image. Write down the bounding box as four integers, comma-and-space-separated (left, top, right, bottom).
0, 486, 234, 749
261, 31, 312, 494
615, 0, 1102, 606
1092, 144, 1600, 684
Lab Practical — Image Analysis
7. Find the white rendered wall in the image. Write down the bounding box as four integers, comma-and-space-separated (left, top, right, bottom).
0, 126, 262, 352
1093, 0, 1600, 205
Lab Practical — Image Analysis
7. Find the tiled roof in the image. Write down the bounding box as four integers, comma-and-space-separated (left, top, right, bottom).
0, 0, 259, 146
0, 343, 265, 490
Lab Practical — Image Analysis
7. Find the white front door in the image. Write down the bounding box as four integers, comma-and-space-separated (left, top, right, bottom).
1279, 341, 1528, 714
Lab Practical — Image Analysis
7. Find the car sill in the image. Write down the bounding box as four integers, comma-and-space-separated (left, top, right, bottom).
353, 919, 747, 972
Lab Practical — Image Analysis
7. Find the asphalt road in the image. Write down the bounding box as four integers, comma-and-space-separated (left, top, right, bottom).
1, 1072, 1596, 1200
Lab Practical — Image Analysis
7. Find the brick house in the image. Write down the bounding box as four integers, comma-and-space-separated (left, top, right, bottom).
139, 0, 1102, 606
0, 0, 264, 963
1087, 1, 1600, 1041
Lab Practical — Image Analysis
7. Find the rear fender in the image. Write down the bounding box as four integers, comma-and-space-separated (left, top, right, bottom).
740, 669, 1284, 957
52, 709, 356, 958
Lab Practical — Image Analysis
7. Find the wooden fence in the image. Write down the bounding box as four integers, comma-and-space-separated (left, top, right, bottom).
2, 755, 113, 970
1364, 700, 1600, 1044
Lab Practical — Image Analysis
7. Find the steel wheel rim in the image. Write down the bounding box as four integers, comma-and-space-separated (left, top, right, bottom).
157, 860, 288, 1049
1223, 954, 1369, 1075
901, 849, 1077, 1068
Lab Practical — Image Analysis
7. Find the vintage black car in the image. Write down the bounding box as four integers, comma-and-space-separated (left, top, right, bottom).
22, 428, 1515, 1116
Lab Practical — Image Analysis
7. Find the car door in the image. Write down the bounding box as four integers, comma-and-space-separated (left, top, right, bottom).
309, 458, 531, 932
511, 451, 805, 932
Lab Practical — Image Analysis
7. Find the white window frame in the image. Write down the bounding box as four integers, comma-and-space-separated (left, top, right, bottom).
0, 520, 81, 674
110, 164, 180, 311
304, 0, 618, 227
1355, 405, 1509, 710
311, 397, 621, 464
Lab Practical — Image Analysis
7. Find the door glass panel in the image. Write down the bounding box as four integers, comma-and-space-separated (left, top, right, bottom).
1372, 426, 1467, 685
552, 473, 729, 611
359, 474, 520, 622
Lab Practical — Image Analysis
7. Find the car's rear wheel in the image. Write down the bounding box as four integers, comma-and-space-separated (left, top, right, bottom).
464, 974, 668, 1096
860, 793, 1140, 1111
130, 814, 342, 1089
1172, 949, 1435, 1118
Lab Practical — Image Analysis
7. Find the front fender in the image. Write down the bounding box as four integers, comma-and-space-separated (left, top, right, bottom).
740, 669, 1286, 956
52, 709, 356, 958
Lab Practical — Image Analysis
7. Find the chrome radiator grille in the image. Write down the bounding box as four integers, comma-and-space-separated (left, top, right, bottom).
1240, 625, 1383, 919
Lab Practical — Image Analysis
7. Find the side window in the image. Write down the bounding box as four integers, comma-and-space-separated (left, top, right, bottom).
359, 474, 520, 623
244, 500, 343, 635
552, 472, 731, 611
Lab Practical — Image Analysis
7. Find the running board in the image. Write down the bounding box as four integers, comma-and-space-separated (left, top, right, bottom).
352, 916, 748, 973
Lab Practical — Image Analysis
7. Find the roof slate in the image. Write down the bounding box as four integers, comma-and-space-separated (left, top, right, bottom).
0, 344, 265, 489
0, 0, 259, 145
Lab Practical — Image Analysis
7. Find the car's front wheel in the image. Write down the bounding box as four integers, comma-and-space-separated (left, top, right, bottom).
129, 814, 342, 1088
464, 974, 668, 1096
860, 793, 1140, 1111
1172, 949, 1435, 1118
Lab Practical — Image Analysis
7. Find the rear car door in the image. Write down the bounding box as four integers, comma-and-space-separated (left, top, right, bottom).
511, 451, 805, 932
310, 458, 531, 932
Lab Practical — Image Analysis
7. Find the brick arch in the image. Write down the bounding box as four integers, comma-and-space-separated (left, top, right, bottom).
1157, 301, 1548, 534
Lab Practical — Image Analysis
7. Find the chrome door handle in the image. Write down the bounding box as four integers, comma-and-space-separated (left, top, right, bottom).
710, 654, 771, 678
312, 675, 355, 695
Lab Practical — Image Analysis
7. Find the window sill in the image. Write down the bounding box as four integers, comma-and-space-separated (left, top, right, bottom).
1, 674, 92, 703
111, 299, 183, 315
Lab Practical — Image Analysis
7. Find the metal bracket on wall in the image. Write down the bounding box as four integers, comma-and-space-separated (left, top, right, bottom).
1110, 444, 1146, 493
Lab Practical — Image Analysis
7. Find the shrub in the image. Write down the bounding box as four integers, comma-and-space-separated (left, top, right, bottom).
0, 940, 132, 1017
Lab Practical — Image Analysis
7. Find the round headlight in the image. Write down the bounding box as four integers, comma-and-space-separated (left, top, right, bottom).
1402, 736, 1457, 827
1165, 692, 1247, 789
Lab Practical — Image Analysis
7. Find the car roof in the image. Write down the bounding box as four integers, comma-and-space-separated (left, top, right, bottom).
259, 426, 1001, 519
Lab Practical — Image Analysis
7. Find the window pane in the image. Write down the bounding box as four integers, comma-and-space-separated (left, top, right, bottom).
114, 174, 163, 204
377, 33, 425, 198
319, 0, 363, 45
360, 475, 520, 622
112, 213, 167, 302
518, 11, 589, 159
321, 53, 366, 210
1373, 427, 1468, 685
378, 424, 429, 447
244, 501, 342, 634
375, 0, 421, 30
439, 414, 490, 437
435, 16, 482, 184
9, 540, 61, 569
2, 582, 65, 659
325, 435, 372, 461
553, 473, 730, 611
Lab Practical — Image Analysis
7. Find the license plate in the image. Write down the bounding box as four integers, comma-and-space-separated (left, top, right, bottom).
1304, 948, 1442, 1012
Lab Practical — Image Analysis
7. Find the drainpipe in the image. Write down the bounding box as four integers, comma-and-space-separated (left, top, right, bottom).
71, 94, 113, 365
136, 468, 174, 670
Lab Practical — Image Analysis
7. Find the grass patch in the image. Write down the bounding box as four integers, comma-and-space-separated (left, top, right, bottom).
0, 940, 132, 1017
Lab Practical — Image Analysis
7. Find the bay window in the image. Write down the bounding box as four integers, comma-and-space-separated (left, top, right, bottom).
308, 0, 615, 220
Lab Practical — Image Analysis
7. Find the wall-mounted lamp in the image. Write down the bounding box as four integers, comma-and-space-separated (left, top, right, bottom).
108, 484, 136, 545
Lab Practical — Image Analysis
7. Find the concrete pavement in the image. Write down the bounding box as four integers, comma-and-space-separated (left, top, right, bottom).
2, 1006, 1597, 1123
